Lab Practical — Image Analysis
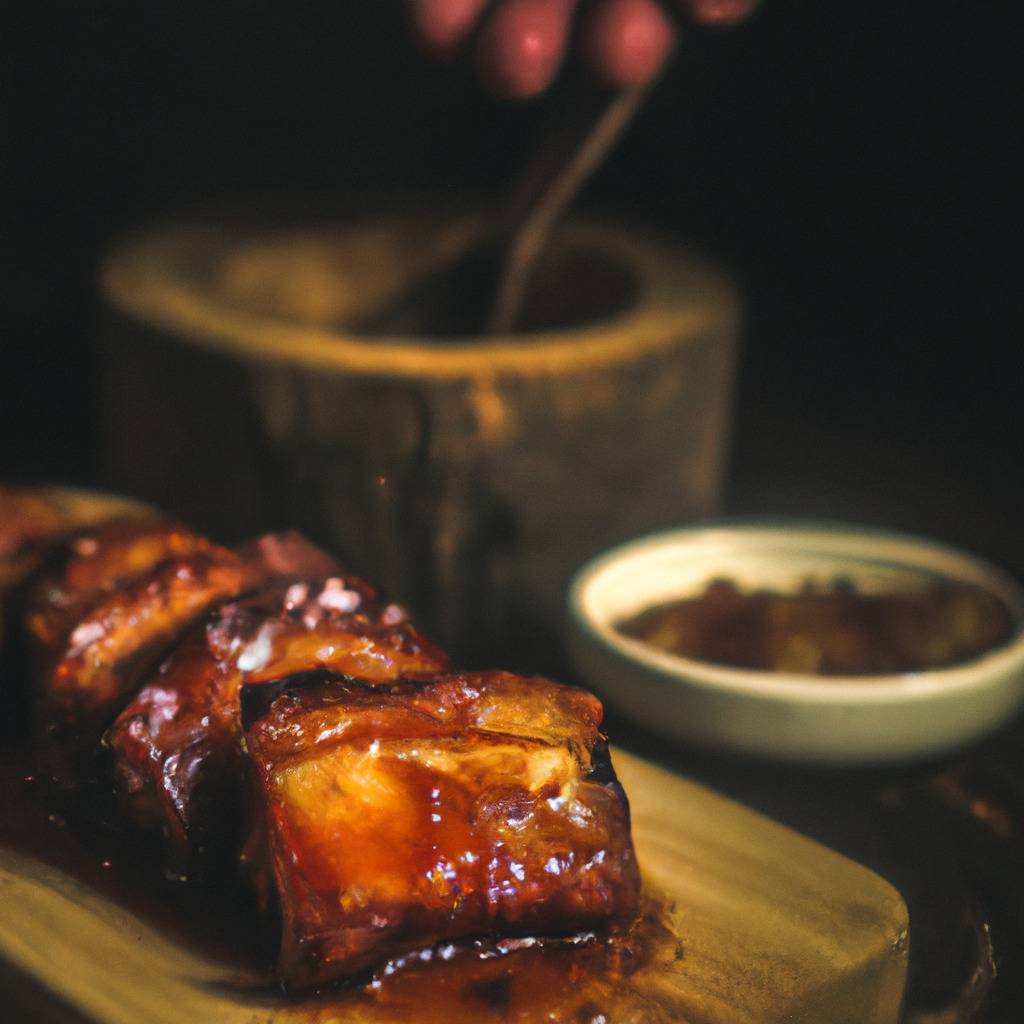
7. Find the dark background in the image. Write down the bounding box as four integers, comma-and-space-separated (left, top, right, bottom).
4, 0, 1022, 572
3, 6, 1024, 1019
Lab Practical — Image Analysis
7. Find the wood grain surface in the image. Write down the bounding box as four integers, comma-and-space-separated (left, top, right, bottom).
0, 749, 908, 1024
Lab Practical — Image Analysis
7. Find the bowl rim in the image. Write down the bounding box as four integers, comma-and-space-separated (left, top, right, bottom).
100, 215, 739, 380
568, 518, 1024, 705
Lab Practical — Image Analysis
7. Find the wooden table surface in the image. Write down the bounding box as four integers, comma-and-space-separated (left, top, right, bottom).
605, 709, 1024, 1023
0, 750, 910, 1024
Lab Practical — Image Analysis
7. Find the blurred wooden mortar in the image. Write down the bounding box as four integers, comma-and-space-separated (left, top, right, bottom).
99, 209, 740, 664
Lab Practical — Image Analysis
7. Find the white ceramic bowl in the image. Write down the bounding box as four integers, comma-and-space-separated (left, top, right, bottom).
567, 522, 1024, 765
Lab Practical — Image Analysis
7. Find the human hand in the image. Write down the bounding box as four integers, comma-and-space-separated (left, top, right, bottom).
410, 0, 759, 99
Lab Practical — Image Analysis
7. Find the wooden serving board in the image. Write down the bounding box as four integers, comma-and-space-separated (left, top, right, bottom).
0, 749, 908, 1024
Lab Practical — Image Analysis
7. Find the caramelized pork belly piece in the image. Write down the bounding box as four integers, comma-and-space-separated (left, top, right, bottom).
25, 518, 211, 662
34, 546, 262, 750
108, 576, 447, 859
1, 486, 151, 649
244, 670, 641, 988
25, 523, 337, 665
31, 527, 342, 750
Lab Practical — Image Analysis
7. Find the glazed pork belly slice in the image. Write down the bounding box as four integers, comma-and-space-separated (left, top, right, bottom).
31, 531, 338, 766
0, 486, 152, 650
243, 670, 641, 989
34, 548, 260, 758
108, 575, 447, 861
24, 522, 337, 665
25, 517, 213, 660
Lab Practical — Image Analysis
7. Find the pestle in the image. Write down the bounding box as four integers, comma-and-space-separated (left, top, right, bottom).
356, 79, 654, 339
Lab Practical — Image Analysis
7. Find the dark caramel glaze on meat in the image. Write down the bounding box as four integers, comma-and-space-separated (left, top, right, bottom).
108, 575, 448, 861
245, 670, 641, 990
0, 487, 152, 651
3, 486, 647, 1001
29, 528, 343, 774
36, 550, 259, 728
25, 518, 212, 660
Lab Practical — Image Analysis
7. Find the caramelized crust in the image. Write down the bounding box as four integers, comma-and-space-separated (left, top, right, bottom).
1, 487, 152, 651
28, 524, 342, 756
108, 576, 447, 859
25, 518, 211, 661
245, 670, 641, 988
36, 548, 261, 741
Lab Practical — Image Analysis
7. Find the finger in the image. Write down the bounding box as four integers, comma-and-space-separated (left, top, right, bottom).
583, 0, 676, 88
477, 0, 577, 99
409, 0, 490, 57
681, 0, 760, 28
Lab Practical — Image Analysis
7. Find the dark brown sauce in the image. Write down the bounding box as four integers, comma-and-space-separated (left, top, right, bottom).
282, 905, 681, 1024
617, 576, 1016, 676
0, 738, 687, 1022
0, 745, 276, 975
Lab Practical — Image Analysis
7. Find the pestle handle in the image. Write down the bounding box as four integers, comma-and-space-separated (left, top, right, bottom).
358, 77, 655, 338
485, 79, 654, 335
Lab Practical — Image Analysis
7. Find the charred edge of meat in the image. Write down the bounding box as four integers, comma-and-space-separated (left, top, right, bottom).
240, 670, 396, 733
587, 737, 632, 826
240, 671, 326, 733
238, 669, 430, 733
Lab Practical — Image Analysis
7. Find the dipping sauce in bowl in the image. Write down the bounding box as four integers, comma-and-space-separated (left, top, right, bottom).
568, 521, 1024, 764
616, 576, 1015, 677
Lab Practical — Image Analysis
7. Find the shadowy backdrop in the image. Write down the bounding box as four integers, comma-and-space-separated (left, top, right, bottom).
5, 0, 1022, 575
